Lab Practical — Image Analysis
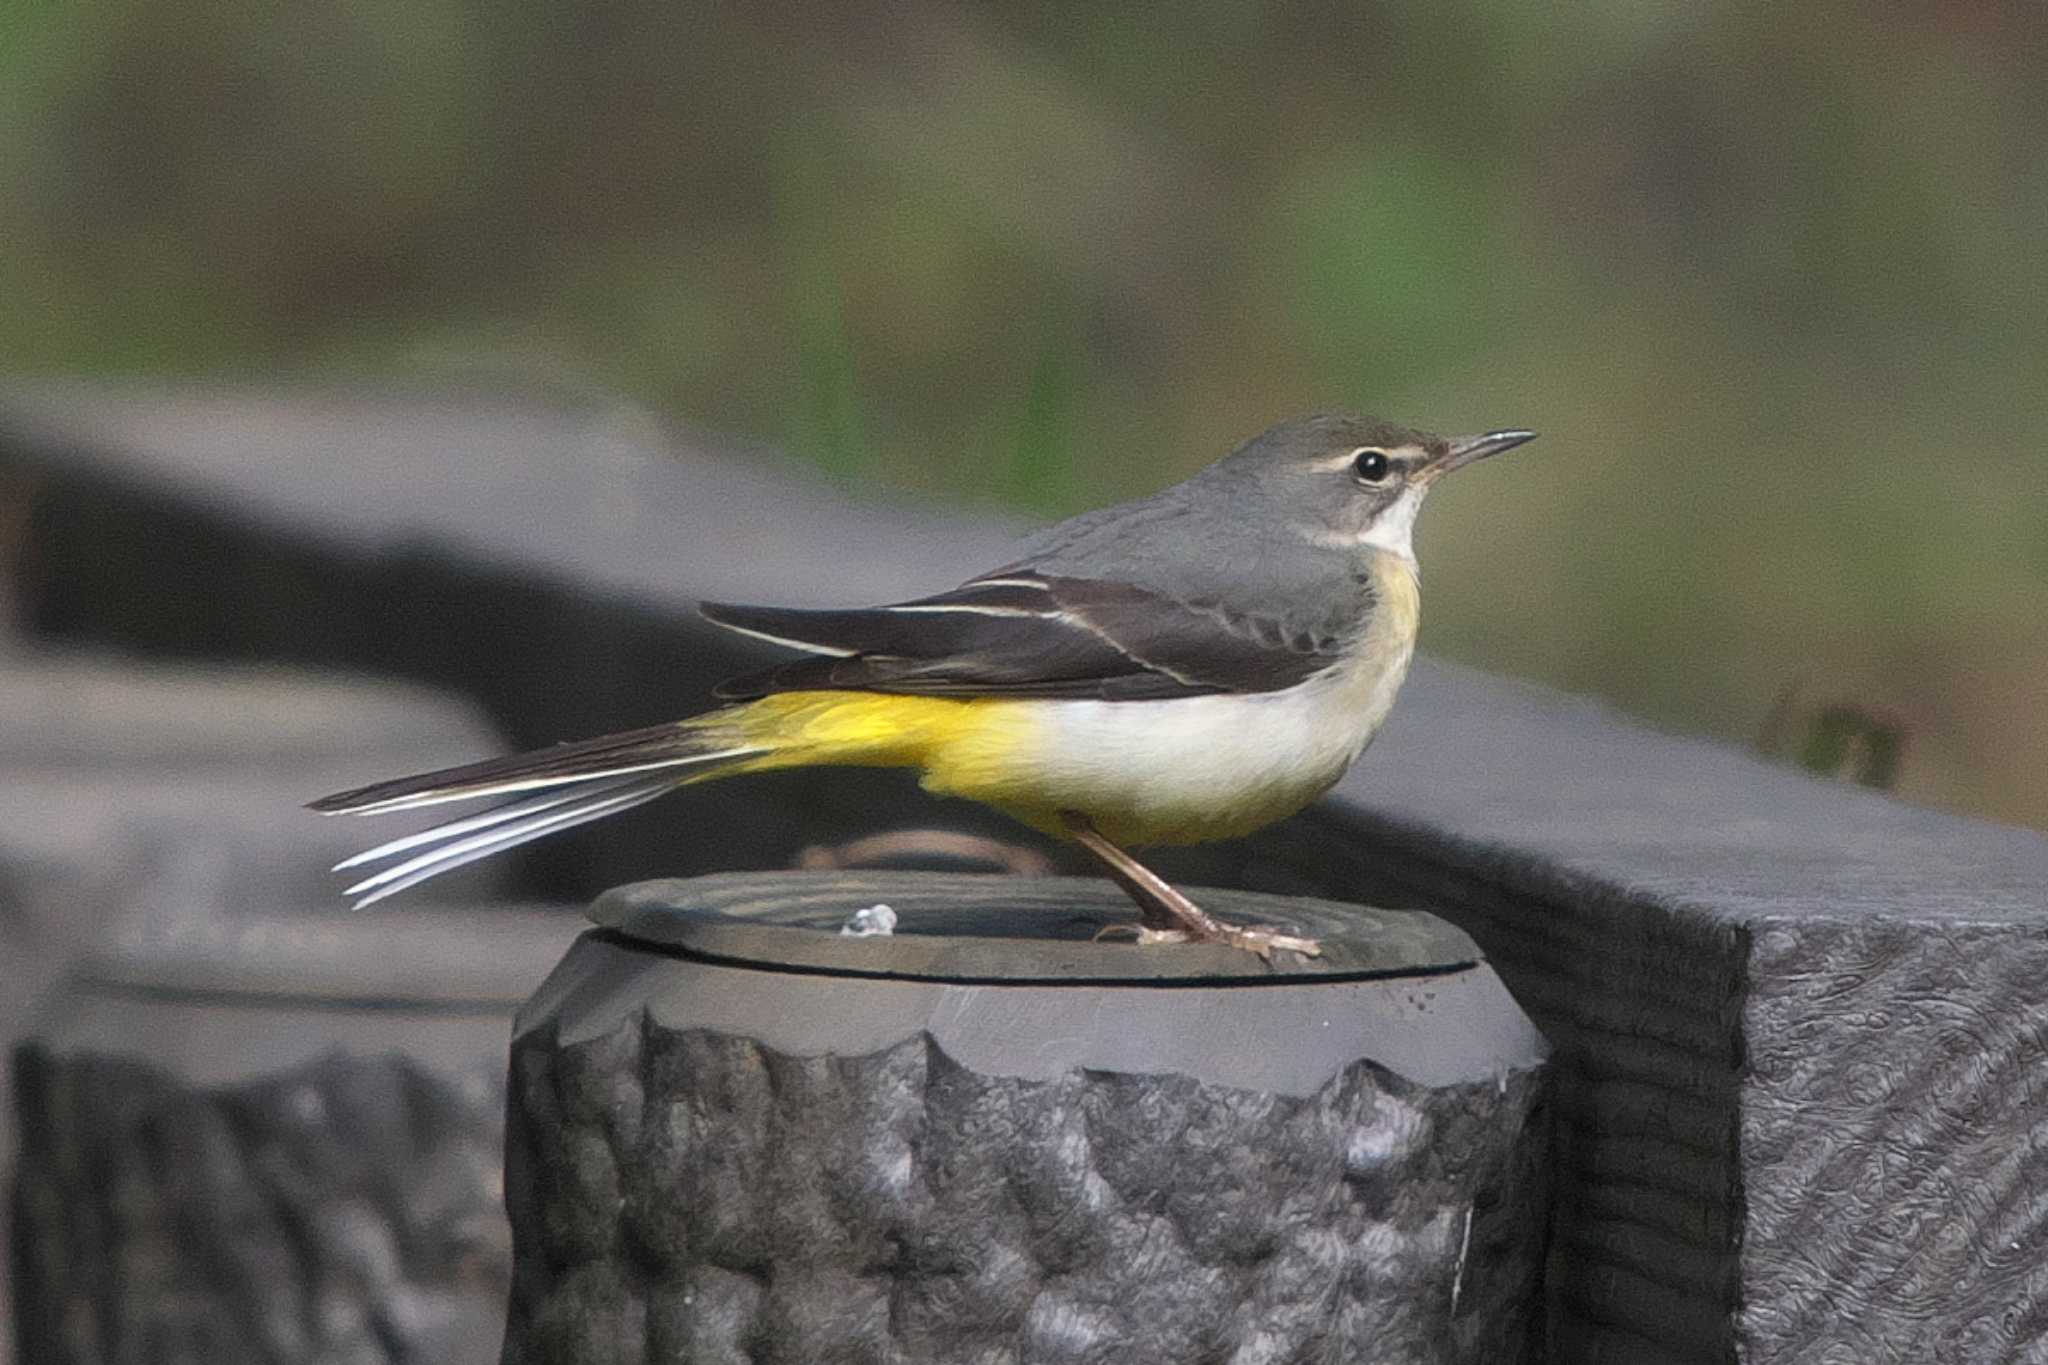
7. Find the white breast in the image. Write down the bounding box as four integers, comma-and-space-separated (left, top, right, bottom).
1014, 624, 1416, 845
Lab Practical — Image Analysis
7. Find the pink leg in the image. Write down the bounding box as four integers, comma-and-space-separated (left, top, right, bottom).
1060, 811, 1321, 960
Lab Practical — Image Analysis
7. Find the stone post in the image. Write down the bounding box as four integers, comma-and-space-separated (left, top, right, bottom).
501, 871, 1551, 1364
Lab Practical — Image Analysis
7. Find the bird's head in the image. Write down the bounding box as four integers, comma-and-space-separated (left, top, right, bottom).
1217, 412, 1538, 560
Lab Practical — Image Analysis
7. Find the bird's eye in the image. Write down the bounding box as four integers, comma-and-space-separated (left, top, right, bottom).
1351, 449, 1391, 484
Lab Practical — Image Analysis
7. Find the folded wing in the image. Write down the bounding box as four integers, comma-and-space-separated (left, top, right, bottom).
702, 571, 1347, 702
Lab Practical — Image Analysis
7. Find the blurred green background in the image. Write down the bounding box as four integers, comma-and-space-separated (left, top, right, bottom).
2, 0, 2044, 827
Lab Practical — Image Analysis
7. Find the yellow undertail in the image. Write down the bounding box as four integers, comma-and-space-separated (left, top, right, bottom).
697, 689, 1069, 829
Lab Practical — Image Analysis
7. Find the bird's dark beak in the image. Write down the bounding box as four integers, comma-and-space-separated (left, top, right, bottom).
1429, 429, 1538, 479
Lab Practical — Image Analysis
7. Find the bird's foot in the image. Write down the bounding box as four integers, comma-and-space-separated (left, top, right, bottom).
1059, 811, 1321, 960
1116, 922, 1323, 960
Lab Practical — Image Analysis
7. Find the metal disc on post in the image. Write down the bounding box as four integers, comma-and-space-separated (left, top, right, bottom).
502, 871, 1552, 1365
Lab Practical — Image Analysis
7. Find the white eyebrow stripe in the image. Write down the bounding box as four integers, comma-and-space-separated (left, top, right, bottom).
1315, 447, 1375, 472
1314, 444, 1425, 473
966, 576, 1054, 591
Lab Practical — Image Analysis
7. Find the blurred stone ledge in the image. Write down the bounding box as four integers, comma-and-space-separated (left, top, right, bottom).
4, 379, 2046, 1362
14, 904, 583, 1365
0, 496, 540, 1363
0, 653, 516, 1172
0, 651, 515, 1003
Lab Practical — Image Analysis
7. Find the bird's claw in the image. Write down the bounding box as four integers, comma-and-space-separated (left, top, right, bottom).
1121, 923, 1323, 960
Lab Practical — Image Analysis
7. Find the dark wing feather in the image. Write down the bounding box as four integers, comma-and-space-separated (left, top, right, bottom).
701, 572, 1348, 702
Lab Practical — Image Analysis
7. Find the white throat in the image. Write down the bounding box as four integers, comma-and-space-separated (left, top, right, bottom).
1354, 486, 1425, 560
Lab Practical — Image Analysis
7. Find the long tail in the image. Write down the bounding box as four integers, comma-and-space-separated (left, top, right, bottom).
309, 715, 768, 907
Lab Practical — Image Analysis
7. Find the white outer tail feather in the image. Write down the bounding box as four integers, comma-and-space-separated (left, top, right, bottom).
337, 774, 686, 908
321, 742, 768, 908
321, 746, 759, 816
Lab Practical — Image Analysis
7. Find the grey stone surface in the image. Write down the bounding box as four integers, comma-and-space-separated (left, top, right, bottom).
0, 655, 510, 911
1221, 666, 2048, 1363
0, 654, 508, 768
0, 382, 1011, 612
0, 654, 513, 1154
34, 906, 584, 1081
1737, 918, 2048, 1361
0, 646, 525, 1365
14, 1046, 509, 1365
5, 382, 2047, 1360
504, 875, 1551, 1364
12, 905, 584, 1365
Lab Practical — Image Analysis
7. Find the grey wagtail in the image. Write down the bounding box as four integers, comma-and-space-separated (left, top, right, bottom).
310, 413, 1536, 958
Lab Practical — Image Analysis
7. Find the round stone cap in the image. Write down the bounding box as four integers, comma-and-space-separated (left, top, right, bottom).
591, 870, 1479, 984
35, 907, 588, 1088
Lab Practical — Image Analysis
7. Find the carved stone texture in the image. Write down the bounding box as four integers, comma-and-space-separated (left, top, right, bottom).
1739, 918, 2048, 1361
11, 907, 584, 1365
501, 873, 1552, 1365
12, 1047, 506, 1365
